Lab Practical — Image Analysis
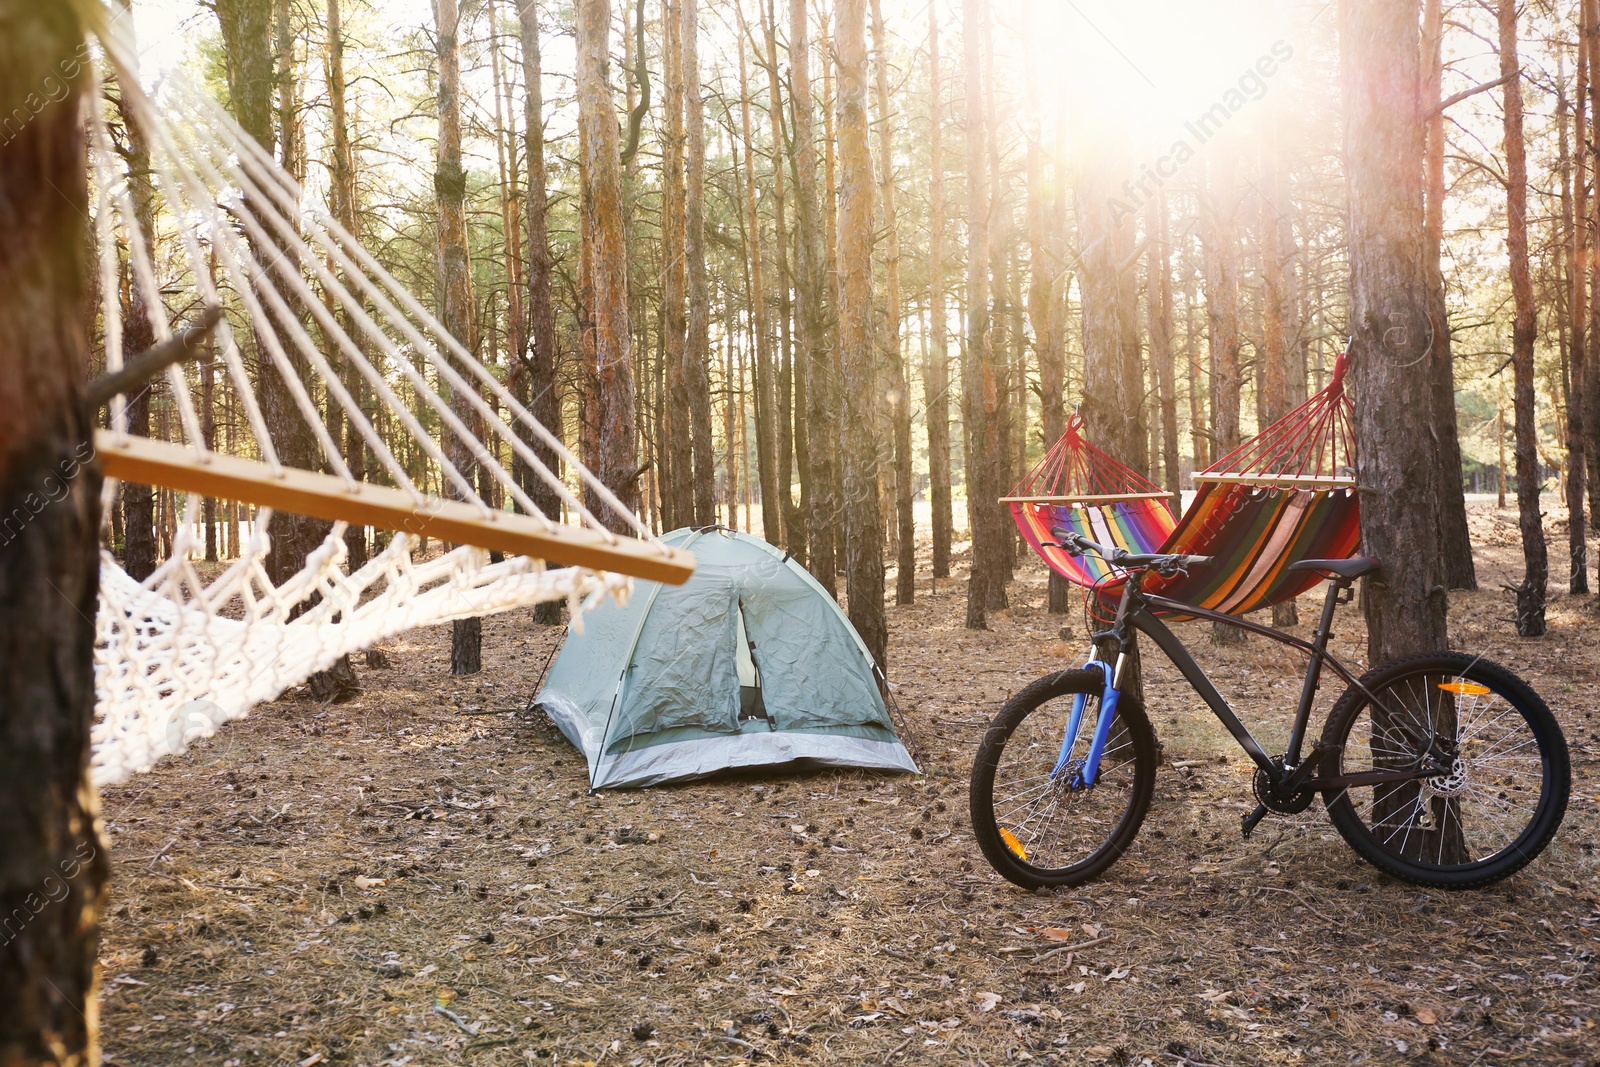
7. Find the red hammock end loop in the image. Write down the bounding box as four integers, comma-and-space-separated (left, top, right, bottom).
1329, 348, 1349, 394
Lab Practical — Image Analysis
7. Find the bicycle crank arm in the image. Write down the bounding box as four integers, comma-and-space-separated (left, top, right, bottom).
1241, 803, 1270, 840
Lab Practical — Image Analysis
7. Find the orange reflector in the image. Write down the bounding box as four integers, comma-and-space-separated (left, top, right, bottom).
1438, 682, 1491, 696
999, 828, 1028, 860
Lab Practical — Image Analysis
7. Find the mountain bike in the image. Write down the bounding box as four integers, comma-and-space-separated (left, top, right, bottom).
968, 531, 1571, 890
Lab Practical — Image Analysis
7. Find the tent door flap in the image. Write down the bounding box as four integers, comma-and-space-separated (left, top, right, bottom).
735, 601, 772, 729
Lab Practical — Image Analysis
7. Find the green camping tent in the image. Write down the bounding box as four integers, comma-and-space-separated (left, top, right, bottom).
535, 527, 918, 789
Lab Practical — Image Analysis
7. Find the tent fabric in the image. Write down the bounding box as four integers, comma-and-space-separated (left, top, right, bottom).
536, 528, 918, 789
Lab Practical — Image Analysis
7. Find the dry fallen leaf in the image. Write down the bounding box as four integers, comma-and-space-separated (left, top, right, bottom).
1040, 927, 1078, 942
1415, 1007, 1438, 1025
974, 992, 1002, 1012
353, 875, 386, 890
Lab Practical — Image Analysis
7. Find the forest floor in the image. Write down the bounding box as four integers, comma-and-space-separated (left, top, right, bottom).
97, 499, 1600, 1067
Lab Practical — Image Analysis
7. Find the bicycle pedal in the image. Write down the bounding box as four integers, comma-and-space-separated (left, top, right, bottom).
1240, 803, 1270, 840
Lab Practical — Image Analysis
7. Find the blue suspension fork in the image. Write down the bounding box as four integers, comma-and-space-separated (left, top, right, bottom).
1052, 660, 1121, 789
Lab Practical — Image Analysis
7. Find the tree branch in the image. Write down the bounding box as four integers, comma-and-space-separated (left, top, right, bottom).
618, 0, 650, 167
1433, 72, 1512, 116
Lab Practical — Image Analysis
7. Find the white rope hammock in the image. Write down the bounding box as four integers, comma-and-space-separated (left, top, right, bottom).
87, 16, 687, 786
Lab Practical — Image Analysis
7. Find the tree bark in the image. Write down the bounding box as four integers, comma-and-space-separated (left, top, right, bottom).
1499, 0, 1546, 636
962, 0, 1004, 629
1340, 0, 1450, 663
835, 0, 888, 670
661, 0, 690, 530
1564, 39, 1589, 595
758, 0, 803, 562
1342, 0, 1463, 863
735, 3, 783, 545
1078, 177, 1146, 473
1202, 153, 1242, 468
1024, 0, 1069, 613
0, 5, 109, 1059
517, 0, 566, 623
1260, 130, 1298, 627
325, 0, 370, 572
925, 1, 952, 580
1149, 185, 1180, 514
790, 0, 835, 594
576, 0, 641, 529
870, 0, 913, 605
681, 0, 715, 526
110, 83, 157, 581
433, 0, 482, 674
1422, 0, 1478, 591
1587, 0, 1600, 554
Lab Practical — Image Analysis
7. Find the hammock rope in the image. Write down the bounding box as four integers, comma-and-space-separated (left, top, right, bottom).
1006, 413, 1178, 589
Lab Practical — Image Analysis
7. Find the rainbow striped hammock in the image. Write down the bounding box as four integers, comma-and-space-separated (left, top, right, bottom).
1009, 353, 1360, 618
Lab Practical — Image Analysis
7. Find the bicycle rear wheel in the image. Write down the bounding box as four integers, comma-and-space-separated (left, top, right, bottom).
1321, 652, 1569, 889
969, 669, 1158, 889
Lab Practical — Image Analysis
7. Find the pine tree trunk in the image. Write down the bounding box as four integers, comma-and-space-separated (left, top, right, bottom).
835, 0, 888, 670
1341, 0, 1450, 661
111, 84, 157, 580
1149, 185, 1180, 512
1587, 0, 1600, 553
1499, 0, 1546, 636
869, 0, 913, 605
1202, 154, 1242, 466
925, 2, 952, 580
1024, 0, 1068, 613
1078, 180, 1146, 473
681, 0, 715, 526
985, 14, 1016, 599
517, 0, 565, 623
1565, 40, 1589, 595
790, 0, 835, 594
434, 0, 483, 674
576, 0, 641, 528
961, 0, 1003, 629
661, 0, 690, 530
1202, 151, 1245, 645
1422, 0, 1478, 591
1342, 0, 1461, 864
326, 0, 369, 571
735, 7, 783, 546
1260, 131, 1298, 628
758, 0, 802, 562
1185, 259, 1208, 472
0, 7, 109, 1057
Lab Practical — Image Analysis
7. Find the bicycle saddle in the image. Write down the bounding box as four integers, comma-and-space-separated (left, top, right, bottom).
1285, 556, 1380, 581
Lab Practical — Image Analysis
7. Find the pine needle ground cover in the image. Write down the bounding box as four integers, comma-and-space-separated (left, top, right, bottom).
98, 502, 1600, 1067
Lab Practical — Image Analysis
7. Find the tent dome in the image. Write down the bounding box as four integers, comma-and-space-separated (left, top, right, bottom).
536, 528, 918, 789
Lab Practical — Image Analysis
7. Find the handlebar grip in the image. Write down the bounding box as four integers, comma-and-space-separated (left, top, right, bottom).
1180, 555, 1214, 568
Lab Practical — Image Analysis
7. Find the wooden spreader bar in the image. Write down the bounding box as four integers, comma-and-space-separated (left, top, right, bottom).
998, 492, 1174, 505
96, 432, 696, 585
1193, 472, 1356, 488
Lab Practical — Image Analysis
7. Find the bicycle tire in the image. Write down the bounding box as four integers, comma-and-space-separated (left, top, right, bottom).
969, 668, 1159, 889
1320, 652, 1569, 889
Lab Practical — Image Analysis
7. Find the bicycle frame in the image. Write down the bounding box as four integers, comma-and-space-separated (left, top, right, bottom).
1072, 571, 1455, 800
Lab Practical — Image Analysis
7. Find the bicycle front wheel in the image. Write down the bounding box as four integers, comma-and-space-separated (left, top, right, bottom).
970, 669, 1158, 889
1321, 652, 1569, 889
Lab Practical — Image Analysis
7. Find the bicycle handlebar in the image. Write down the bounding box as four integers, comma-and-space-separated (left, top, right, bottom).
1045, 528, 1213, 575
